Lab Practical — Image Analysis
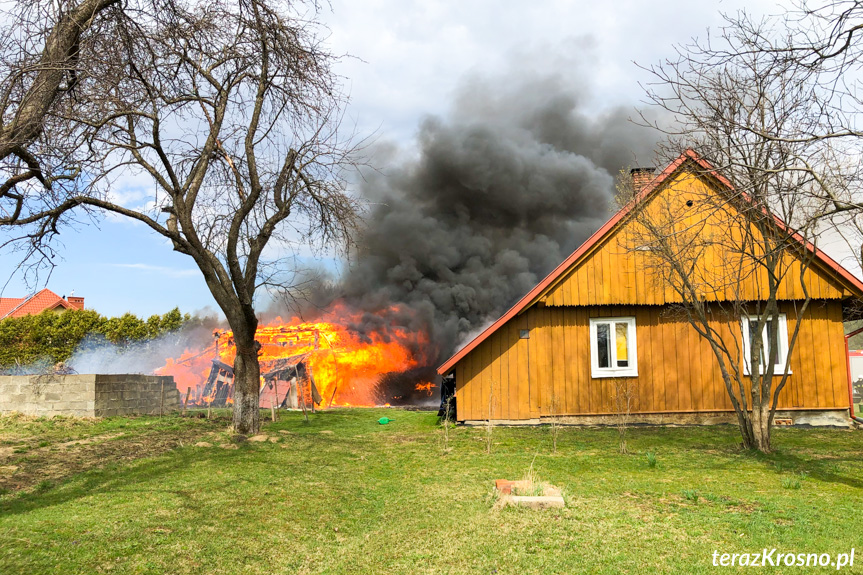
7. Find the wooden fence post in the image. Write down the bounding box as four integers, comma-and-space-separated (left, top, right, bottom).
273, 380, 279, 422
183, 388, 191, 416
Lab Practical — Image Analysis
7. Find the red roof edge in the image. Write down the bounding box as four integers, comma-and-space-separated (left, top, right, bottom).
436, 149, 863, 376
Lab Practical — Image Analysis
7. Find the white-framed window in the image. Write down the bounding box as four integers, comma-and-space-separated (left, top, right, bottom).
741, 314, 791, 376
589, 317, 638, 378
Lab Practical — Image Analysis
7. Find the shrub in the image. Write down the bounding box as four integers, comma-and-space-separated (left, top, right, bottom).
513, 455, 546, 496
646, 452, 657, 468
682, 489, 700, 502
781, 477, 802, 490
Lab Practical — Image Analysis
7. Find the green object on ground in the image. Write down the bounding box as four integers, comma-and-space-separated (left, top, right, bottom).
378, 417, 393, 425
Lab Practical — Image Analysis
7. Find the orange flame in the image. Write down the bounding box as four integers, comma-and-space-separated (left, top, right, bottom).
157, 302, 433, 407
414, 382, 436, 396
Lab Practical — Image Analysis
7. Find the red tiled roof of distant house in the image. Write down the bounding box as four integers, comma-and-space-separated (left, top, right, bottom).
0, 297, 25, 318
0, 289, 84, 319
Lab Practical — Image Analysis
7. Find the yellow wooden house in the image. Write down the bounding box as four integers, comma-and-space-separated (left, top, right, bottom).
436, 150, 863, 426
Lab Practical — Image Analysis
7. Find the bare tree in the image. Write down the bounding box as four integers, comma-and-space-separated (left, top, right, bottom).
439, 396, 453, 454
646, 5, 863, 266
633, 6, 863, 452
0, 0, 120, 166
0, 0, 362, 434
620, 159, 817, 452
730, 2, 863, 276
618, 152, 819, 454
0, 0, 126, 273
547, 392, 562, 454
485, 380, 498, 454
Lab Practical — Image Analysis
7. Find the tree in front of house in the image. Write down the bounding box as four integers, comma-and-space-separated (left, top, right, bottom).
633, 5, 863, 452
0, 0, 362, 434
619, 160, 819, 453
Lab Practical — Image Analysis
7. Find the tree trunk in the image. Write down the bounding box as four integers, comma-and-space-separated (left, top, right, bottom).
737, 325, 773, 453
718, 368, 760, 451
732, 401, 771, 452
733, 409, 756, 450
751, 398, 772, 453
231, 333, 261, 435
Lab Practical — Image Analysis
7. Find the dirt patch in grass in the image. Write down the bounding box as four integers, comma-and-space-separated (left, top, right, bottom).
724, 500, 762, 513
622, 491, 763, 519
0, 418, 225, 493
386, 434, 421, 445
55, 433, 125, 448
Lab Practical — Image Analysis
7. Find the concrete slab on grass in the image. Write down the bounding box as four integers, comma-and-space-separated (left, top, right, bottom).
509, 495, 565, 509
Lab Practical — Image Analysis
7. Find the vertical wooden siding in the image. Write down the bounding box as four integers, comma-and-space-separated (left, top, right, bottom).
538, 172, 847, 307
454, 300, 849, 420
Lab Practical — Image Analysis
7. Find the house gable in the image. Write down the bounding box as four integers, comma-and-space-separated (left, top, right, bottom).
538, 167, 850, 307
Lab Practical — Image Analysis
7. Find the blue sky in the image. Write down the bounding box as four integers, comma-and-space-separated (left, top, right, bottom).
6, 0, 831, 319
11, 218, 219, 317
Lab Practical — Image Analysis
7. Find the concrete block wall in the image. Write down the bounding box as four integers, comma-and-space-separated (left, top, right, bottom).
93, 375, 180, 417
0, 374, 180, 417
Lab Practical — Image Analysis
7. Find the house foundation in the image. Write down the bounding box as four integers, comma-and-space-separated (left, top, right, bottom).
462, 409, 851, 428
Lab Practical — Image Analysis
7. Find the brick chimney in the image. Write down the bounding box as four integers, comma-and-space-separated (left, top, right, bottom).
67, 296, 84, 310
630, 167, 656, 191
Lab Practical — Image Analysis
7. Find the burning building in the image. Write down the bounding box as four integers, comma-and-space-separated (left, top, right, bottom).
158, 303, 437, 409
192, 353, 321, 411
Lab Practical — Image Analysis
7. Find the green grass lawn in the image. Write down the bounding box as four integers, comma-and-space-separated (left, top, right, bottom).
1, 408, 862, 574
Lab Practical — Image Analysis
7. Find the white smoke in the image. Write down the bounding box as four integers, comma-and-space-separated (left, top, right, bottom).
65, 324, 216, 374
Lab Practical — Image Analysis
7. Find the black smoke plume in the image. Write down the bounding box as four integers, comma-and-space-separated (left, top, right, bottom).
331, 69, 657, 368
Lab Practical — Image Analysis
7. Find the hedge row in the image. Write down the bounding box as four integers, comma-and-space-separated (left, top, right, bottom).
0, 308, 192, 368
